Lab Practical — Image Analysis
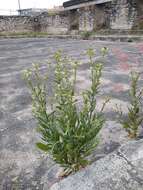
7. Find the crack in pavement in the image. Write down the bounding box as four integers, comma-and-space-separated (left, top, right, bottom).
117, 149, 143, 186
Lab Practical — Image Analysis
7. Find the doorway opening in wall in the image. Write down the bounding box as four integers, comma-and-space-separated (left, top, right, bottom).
69, 9, 79, 31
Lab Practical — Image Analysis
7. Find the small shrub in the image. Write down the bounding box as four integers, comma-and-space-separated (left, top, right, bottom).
81, 31, 92, 40
116, 71, 143, 138
23, 49, 108, 175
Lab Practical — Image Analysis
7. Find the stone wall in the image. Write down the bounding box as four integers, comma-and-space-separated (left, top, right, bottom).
110, 0, 137, 30
69, 9, 79, 31
78, 4, 110, 32
77, 0, 141, 31
95, 3, 111, 30
38, 12, 69, 34
133, 0, 143, 29
74, 0, 139, 31
0, 13, 69, 34
0, 16, 34, 33
0, 1, 142, 34
79, 6, 95, 31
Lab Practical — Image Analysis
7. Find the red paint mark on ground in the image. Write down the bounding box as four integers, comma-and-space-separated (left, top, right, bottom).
112, 83, 125, 93
112, 48, 122, 54
112, 48, 129, 62
117, 52, 129, 62
118, 63, 131, 71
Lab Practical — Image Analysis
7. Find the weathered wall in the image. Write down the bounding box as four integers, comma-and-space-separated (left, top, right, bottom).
79, 6, 95, 31
69, 9, 79, 30
110, 0, 137, 30
0, 1, 141, 34
0, 16, 34, 33
38, 12, 69, 34
136, 0, 143, 15
0, 13, 69, 34
78, 0, 140, 31
133, 0, 143, 29
94, 3, 111, 30
78, 3, 112, 32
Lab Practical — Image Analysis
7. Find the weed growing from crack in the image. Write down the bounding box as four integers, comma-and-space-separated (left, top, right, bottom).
23, 49, 109, 176
116, 71, 143, 139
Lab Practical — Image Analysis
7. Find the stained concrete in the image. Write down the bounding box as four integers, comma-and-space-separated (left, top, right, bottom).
0, 38, 143, 189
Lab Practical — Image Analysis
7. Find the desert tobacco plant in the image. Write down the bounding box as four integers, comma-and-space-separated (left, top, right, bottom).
117, 71, 143, 138
23, 49, 108, 175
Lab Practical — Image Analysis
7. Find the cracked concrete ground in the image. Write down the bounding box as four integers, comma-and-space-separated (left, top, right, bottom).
50, 139, 143, 190
0, 38, 143, 190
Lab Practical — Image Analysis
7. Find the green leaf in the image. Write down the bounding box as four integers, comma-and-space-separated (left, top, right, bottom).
36, 142, 49, 151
